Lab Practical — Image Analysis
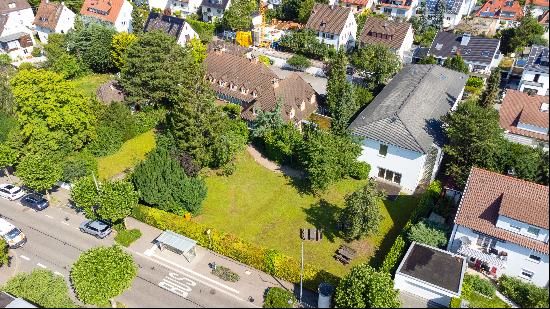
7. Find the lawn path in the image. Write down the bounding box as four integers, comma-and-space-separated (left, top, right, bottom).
246, 144, 305, 179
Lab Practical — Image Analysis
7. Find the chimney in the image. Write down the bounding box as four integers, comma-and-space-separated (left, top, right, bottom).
506, 167, 516, 176
540, 102, 549, 112
460, 33, 471, 46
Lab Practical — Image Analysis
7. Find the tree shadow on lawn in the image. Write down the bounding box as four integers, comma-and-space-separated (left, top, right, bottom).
285, 174, 314, 196
302, 199, 341, 242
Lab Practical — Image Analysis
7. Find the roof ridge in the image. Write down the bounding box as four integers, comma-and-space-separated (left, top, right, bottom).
471, 167, 550, 189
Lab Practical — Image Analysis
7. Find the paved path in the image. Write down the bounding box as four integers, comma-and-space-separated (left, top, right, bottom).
246, 145, 305, 179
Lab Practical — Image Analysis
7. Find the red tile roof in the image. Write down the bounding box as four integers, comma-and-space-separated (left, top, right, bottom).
34, 0, 65, 31
539, 10, 549, 25
358, 17, 412, 50
499, 89, 549, 142
455, 167, 549, 254
0, 0, 31, 14
526, 0, 549, 6
80, 0, 124, 24
305, 3, 352, 35
341, 0, 371, 5
476, 0, 523, 21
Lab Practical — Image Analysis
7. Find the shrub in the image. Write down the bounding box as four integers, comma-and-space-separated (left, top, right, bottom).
115, 229, 142, 247
380, 234, 407, 273
287, 54, 311, 71
407, 219, 448, 248
263, 287, 295, 308
131, 204, 340, 290
258, 55, 272, 67
186, 18, 215, 43
449, 297, 461, 308
62, 151, 98, 183
465, 76, 484, 93
348, 161, 370, 180
87, 124, 124, 157
0, 54, 10, 66
0, 239, 8, 267
212, 265, 240, 282
465, 274, 496, 297
18, 62, 35, 70
31, 47, 42, 57
498, 275, 549, 308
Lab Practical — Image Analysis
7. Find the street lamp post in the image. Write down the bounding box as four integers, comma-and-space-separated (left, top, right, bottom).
300, 240, 304, 304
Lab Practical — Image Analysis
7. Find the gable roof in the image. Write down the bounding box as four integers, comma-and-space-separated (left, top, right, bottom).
429, 31, 501, 65
455, 167, 549, 254
341, 0, 372, 5
349, 65, 467, 153
526, 0, 549, 6
144, 12, 188, 40
524, 44, 549, 74
426, 0, 466, 15
80, 0, 125, 24
305, 3, 352, 35
539, 10, 549, 25
476, 0, 523, 21
200, 0, 230, 9
0, 0, 31, 14
499, 89, 549, 142
34, 0, 66, 31
358, 17, 411, 50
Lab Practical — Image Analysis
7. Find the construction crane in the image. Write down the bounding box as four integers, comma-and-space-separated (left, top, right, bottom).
257, 1, 271, 48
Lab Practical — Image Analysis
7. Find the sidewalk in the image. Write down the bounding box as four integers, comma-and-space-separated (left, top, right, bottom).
126, 217, 319, 308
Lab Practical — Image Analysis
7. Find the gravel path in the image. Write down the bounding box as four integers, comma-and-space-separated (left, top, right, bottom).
246, 145, 305, 179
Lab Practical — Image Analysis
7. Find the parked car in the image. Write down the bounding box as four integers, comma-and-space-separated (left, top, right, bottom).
0, 184, 25, 201
0, 218, 26, 248
79, 220, 112, 239
20, 193, 49, 211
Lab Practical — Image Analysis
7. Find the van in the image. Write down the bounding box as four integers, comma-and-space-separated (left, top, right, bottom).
0, 218, 26, 248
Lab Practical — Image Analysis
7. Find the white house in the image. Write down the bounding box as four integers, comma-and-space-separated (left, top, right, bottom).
394, 242, 466, 307
357, 17, 414, 59
0, 14, 34, 61
348, 65, 467, 193
448, 168, 549, 288
201, 0, 231, 22
0, 0, 34, 30
339, 0, 376, 14
519, 45, 549, 96
33, 0, 76, 43
377, 0, 418, 20
305, 3, 357, 51
80, 0, 133, 32
148, 0, 202, 17
425, 0, 477, 28
144, 12, 198, 46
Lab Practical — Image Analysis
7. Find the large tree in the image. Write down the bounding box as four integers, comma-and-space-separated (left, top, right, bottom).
433, 0, 446, 30
0, 72, 14, 115
16, 152, 62, 201
352, 44, 401, 86
67, 22, 117, 73
443, 55, 469, 73
71, 246, 137, 306
340, 182, 385, 241
0, 143, 18, 182
221, 0, 257, 31
499, 10, 546, 54
479, 68, 501, 108
326, 50, 357, 135
335, 264, 400, 308
71, 175, 100, 219
97, 180, 139, 226
111, 32, 137, 71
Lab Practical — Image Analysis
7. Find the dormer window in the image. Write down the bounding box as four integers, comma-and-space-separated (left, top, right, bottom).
252, 106, 258, 116
229, 83, 236, 91
8, 2, 16, 9
289, 108, 295, 119
540, 103, 549, 112
300, 100, 305, 111
252, 91, 257, 98
527, 226, 540, 237
310, 94, 315, 104
219, 80, 225, 87
240, 87, 247, 94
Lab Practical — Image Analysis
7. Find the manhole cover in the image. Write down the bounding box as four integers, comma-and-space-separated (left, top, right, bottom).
210, 289, 216, 295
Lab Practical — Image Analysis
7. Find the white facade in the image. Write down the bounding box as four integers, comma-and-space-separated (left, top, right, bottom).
35, 4, 75, 43
176, 21, 199, 46
149, 0, 202, 16
442, 0, 477, 28
397, 25, 414, 58
113, 0, 133, 32
448, 224, 549, 287
201, 0, 231, 22
315, 10, 357, 51
519, 70, 549, 96
340, 0, 375, 14
0, 14, 35, 61
378, 0, 419, 20
3, 6, 34, 29
504, 132, 549, 150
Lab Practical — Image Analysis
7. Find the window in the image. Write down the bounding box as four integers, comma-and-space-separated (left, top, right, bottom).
510, 224, 521, 232
378, 144, 388, 157
377, 168, 402, 184
476, 234, 497, 248
529, 254, 541, 263
520, 269, 534, 280
527, 226, 540, 236
534, 74, 540, 82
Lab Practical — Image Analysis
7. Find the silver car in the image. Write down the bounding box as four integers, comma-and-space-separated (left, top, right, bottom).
79, 220, 112, 239
0, 184, 25, 201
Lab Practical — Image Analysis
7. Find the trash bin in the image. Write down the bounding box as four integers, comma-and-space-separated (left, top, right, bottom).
318, 282, 334, 308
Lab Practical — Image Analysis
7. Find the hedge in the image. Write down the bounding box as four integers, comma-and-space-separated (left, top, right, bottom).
498, 275, 549, 308
132, 205, 339, 290
379, 181, 442, 274
465, 274, 496, 297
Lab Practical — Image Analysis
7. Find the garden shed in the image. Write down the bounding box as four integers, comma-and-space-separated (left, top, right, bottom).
155, 230, 197, 262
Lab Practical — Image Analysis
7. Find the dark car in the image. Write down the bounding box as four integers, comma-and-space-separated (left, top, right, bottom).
79, 220, 112, 239
20, 193, 49, 211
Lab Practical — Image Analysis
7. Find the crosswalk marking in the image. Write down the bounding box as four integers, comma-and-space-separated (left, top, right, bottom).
20, 255, 30, 261
37, 263, 47, 269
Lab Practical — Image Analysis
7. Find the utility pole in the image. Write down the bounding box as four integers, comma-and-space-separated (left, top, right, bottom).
300, 240, 304, 304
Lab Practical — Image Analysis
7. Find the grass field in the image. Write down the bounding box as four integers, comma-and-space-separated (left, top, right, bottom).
196, 151, 419, 276
71, 74, 113, 98
97, 130, 156, 180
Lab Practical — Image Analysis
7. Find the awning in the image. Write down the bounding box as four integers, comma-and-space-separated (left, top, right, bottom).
457, 245, 505, 268
156, 230, 197, 254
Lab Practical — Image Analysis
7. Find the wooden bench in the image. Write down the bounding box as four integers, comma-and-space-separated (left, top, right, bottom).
334, 245, 356, 265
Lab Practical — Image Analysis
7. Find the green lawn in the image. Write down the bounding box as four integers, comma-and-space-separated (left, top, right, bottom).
71, 74, 113, 98
196, 151, 419, 276
97, 130, 156, 180
464, 292, 510, 308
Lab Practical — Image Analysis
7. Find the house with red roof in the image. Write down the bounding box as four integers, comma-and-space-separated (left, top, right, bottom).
377, 0, 419, 20
80, 0, 133, 32
34, 0, 76, 43
525, 0, 549, 18
339, 0, 375, 14
476, 0, 523, 28
448, 167, 549, 287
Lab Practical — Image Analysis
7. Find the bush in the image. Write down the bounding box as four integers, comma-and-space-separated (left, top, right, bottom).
287, 54, 311, 71
380, 234, 407, 273
186, 18, 215, 43
62, 151, 98, 183
407, 219, 448, 248
0, 239, 8, 267
131, 204, 340, 290
465, 274, 496, 297
263, 287, 295, 308
0, 54, 10, 66
18, 62, 35, 70
449, 297, 461, 308
114, 229, 142, 247
258, 55, 272, 66
498, 275, 549, 308
465, 76, 484, 93
31, 47, 42, 57
349, 161, 370, 180
212, 265, 240, 282
87, 124, 124, 157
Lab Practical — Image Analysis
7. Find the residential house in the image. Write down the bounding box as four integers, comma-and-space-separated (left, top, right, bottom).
340, 0, 375, 14
476, 0, 523, 29
0, 292, 36, 308
305, 4, 357, 51
499, 89, 549, 149
428, 31, 502, 73
148, 0, 202, 17
144, 12, 198, 46
377, 0, 418, 20
201, 0, 230, 22
448, 167, 549, 288
0, 14, 34, 60
394, 242, 466, 307
519, 45, 549, 96
204, 49, 318, 127
0, 0, 34, 29
540, 10, 549, 41
80, 0, 133, 32
348, 65, 467, 193
525, 0, 549, 18
357, 17, 414, 59
33, 0, 76, 43
425, 0, 477, 28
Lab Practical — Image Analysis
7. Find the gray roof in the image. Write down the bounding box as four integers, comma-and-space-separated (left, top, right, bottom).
0, 32, 27, 43
201, 0, 230, 9
349, 65, 467, 153
156, 230, 197, 253
429, 31, 500, 65
0, 15, 7, 35
0, 292, 36, 308
144, 12, 187, 40
524, 45, 549, 74
426, 0, 465, 15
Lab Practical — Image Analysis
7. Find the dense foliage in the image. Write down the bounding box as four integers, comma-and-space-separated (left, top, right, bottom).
97, 180, 139, 225
61, 150, 98, 183
67, 23, 117, 73
326, 50, 357, 135
340, 182, 384, 241
443, 55, 469, 73
287, 54, 311, 71
498, 275, 549, 308
0, 239, 8, 267
16, 152, 62, 198
407, 219, 448, 248
111, 32, 137, 71
278, 30, 334, 60
222, 0, 257, 31
71, 175, 99, 219
499, 11, 547, 54
352, 44, 401, 86
479, 68, 501, 107
464, 274, 496, 298
263, 287, 296, 308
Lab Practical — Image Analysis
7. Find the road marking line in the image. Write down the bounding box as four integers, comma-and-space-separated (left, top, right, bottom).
61, 221, 70, 226
45, 215, 54, 219
54, 271, 64, 277
19, 255, 30, 261
37, 263, 47, 269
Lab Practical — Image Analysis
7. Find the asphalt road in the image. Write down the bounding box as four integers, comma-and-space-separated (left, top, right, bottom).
0, 197, 257, 308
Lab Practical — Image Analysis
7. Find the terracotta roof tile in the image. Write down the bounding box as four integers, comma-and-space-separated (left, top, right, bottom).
455, 167, 549, 254
80, 0, 124, 24
358, 17, 411, 50
34, 0, 65, 31
526, 0, 549, 6
539, 10, 549, 25
499, 89, 549, 142
305, 3, 352, 35
341, 0, 371, 5
476, 0, 523, 21
0, 0, 31, 14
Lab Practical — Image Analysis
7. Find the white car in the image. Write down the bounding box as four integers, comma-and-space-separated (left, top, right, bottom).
0, 184, 25, 201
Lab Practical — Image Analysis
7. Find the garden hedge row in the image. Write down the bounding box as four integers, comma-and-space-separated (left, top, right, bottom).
380, 181, 442, 274
132, 205, 339, 290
